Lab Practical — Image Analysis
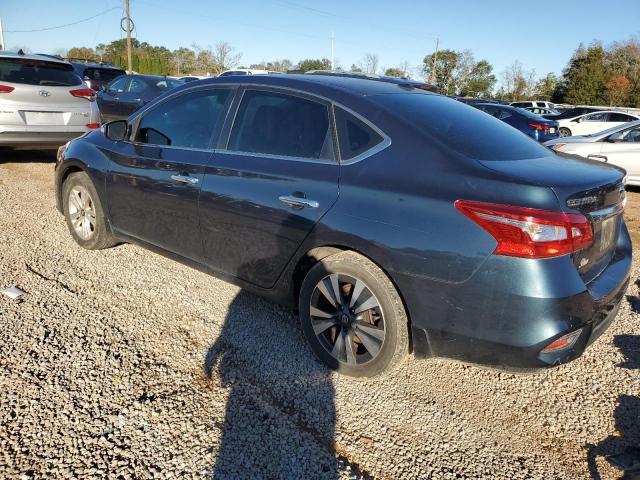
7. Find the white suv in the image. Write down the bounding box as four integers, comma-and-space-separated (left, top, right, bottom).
510, 100, 556, 110
0, 52, 100, 149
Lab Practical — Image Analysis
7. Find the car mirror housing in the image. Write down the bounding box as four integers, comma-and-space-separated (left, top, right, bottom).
607, 132, 624, 143
103, 120, 129, 142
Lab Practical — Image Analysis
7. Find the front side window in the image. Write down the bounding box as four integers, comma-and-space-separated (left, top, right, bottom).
136, 89, 230, 149
128, 78, 147, 93
108, 76, 129, 93
334, 107, 384, 160
228, 89, 333, 160
0, 58, 82, 86
622, 126, 640, 142
584, 113, 607, 122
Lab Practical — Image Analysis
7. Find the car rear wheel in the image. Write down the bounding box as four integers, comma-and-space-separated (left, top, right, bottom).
559, 127, 572, 137
62, 172, 117, 250
298, 251, 409, 377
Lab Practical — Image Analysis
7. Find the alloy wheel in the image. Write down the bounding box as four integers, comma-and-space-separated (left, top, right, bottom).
68, 185, 96, 240
309, 273, 386, 366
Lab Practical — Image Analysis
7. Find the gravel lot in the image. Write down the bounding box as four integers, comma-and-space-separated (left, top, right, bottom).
0, 151, 638, 479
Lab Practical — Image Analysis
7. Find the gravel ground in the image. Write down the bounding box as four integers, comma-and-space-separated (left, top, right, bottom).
0, 151, 638, 479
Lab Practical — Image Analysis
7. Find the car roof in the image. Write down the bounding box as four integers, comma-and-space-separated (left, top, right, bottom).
183, 72, 438, 98
0, 51, 70, 64
574, 110, 639, 118
69, 61, 124, 70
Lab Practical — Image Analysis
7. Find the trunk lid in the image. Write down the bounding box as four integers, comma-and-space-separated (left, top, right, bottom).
478, 153, 626, 283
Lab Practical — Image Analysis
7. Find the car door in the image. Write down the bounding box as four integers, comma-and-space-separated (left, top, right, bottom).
118, 77, 153, 118
97, 76, 130, 120
198, 87, 339, 288
599, 124, 640, 183
106, 86, 234, 260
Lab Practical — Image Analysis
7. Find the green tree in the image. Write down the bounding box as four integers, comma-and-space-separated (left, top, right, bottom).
563, 43, 608, 105
535, 72, 559, 100
423, 49, 458, 95
384, 67, 405, 77
296, 58, 331, 72
67, 47, 99, 62
460, 59, 496, 97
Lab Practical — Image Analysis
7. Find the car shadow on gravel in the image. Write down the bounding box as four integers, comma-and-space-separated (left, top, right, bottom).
587, 334, 640, 479
0, 150, 57, 164
203, 290, 340, 479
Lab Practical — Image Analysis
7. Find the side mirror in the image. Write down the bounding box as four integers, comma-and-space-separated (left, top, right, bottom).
607, 132, 624, 143
103, 120, 128, 141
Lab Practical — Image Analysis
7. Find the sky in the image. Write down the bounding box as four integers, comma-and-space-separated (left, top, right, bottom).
2, 0, 639, 81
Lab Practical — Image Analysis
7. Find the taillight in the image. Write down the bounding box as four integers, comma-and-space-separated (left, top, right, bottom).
529, 123, 549, 132
455, 200, 593, 258
0, 84, 15, 93
69, 88, 96, 101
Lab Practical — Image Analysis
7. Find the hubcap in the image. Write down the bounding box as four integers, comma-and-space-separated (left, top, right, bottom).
68, 186, 96, 240
309, 273, 385, 366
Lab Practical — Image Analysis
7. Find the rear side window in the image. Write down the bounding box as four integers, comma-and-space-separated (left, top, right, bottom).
83, 68, 125, 83
229, 89, 333, 160
609, 113, 635, 122
0, 58, 82, 86
374, 94, 549, 161
136, 89, 230, 149
128, 78, 147, 93
334, 107, 384, 160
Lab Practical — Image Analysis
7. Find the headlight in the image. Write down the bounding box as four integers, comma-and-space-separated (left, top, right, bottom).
551, 143, 567, 152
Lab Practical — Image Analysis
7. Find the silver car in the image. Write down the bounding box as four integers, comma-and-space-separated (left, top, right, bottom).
545, 119, 640, 186
0, 52, 100, 149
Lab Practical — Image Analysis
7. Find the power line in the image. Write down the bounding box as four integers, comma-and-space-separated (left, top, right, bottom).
5, 7, 120, 33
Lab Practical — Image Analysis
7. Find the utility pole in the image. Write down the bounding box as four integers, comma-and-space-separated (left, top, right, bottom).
429, 35, 439, 84
0, 17, 5, 51
124, 0, 132, 72
330, 32, 335, 70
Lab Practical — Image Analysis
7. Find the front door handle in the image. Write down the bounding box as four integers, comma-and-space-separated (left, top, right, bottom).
279, 195, 319, 209
171, 174, 199, 185
588, 154, 608, 162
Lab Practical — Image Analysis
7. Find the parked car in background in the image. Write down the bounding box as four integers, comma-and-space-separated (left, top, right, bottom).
542, 106, 605, 121
557, 110, 639, 137
524, 106, 559, 116
545, 120, 640, 186
218, 69, 278, 76
0, 52, 100, 149
180, 75, 211, 82
55, 73, 630, 377
68, 61, 126, 92
96, 74, 184, 121
510, 100, 555, 110
474, 103, 559, 142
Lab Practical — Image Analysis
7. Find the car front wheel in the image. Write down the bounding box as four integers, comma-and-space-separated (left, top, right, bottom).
298, 251, 409, 377
62, 171, 117, 250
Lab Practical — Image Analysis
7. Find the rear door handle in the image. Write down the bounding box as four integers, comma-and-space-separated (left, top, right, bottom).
279, 195, 319, 209
171, 174, 199, 185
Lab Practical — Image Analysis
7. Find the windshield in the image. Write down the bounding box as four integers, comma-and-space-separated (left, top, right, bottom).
374, 94, 550, 161
84, 68, 125, 82
586, 120, 640, 137
0, 58, 82, 86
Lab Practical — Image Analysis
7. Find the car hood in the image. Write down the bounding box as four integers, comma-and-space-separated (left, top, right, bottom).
477, 154, 625, 193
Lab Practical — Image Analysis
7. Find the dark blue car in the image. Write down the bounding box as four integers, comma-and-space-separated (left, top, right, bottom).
54, 73, 631, 377
474, 103, 560, 142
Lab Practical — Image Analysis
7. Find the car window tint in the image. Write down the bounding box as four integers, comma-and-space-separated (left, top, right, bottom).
334, 107, 384, 160
585, 113, 607, 122
0, 58, 82, 86
536, 102, 545, 107
622, 126, 640, 142
498, 110, 512, 120
229, 90, 333, 160
108, 77, 129, 93
136, 89, 230, 149
609, 113, 634, 122
374, 93, 549, 161
128, 78, 147, 93
84, 68, 125, 82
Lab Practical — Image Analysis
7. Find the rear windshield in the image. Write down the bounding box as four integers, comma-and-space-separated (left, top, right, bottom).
0, 58, 82, 86
83, 68, 125, 83
374, 94, 549, 161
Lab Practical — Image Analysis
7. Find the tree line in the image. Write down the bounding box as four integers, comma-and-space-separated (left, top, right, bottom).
60, 36, 640, 107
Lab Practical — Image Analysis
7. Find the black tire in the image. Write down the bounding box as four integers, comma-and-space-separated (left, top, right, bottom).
298, 251, 409, 377
559, 127, 572, 137
62, 171, 117, 250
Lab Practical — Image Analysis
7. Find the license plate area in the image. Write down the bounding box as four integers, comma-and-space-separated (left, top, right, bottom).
23, 111, 65, 125
598, 215, 618, 253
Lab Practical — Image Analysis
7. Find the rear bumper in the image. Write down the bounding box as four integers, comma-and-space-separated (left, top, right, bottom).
402, 222, 632, 370
0, 130, 89, 149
